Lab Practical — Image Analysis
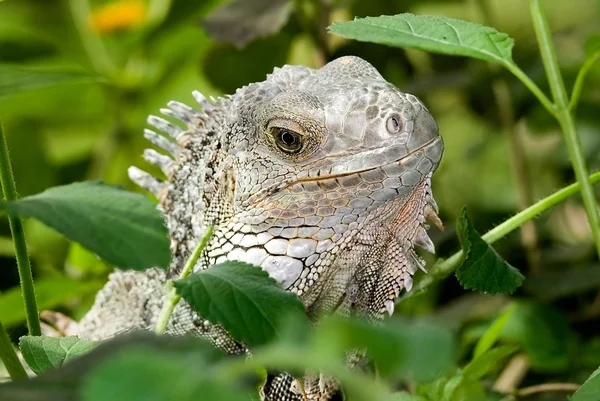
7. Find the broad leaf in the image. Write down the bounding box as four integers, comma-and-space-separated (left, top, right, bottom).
201, 0, 292, 47
572, 365, 600, 401
82, 349, 246, 401
463, 346, 518, 380
328, 14, 514, 65
0, 181, 170, 270
0, 334, 224, 401
0, 64, 101, 98
174, 261, 309, 347
0, 277, 104, 327
455, 207, 524, 294
20, 336, 99, 374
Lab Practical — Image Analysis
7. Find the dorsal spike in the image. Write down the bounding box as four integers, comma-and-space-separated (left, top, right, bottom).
147, 115, 184, 141
128, 166, 167, 198
143, 129, 180, 156
143, 149, 175, 176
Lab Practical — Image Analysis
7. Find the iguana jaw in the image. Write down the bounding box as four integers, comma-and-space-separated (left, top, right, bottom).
249, 134, 443, 209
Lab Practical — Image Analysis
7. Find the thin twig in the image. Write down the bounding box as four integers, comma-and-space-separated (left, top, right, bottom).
493, 354, 530, 393
0, 123, 41, 336
516, 382, 580, 397
155, 226, 214, 335
529, 0, 600, 259
0, 321, 27, 380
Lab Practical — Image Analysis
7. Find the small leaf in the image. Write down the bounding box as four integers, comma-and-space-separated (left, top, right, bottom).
328, 14, 514, 65
0, 181, 170, 270
0, 277, 104, 327
463, 346, 518, 380
473, 304, 516, 357
455, 207, 524, 294
0, 64, 102, 98
572, 365, 600, 401
174, 261, 309, 347
19, 336, 99, 374
201, 0, 293, 47
584, 33, 600, 58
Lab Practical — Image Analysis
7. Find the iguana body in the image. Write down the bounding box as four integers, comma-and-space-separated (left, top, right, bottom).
72, 56, 444, 400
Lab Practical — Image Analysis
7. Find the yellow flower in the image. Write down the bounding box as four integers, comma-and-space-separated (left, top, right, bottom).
89, 0, 147, 34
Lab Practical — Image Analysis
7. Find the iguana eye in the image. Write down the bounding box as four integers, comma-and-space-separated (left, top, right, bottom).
386, 116, 401, 133
271, 127, 303, 153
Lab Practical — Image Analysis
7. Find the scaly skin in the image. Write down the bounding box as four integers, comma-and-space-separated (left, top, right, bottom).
71, 56, 444, 400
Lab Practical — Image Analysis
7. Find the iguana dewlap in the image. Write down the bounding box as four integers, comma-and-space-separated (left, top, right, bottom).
72, 56, 444, 400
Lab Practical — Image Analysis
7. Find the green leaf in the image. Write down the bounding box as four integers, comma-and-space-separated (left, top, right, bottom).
0, 277, 104, 328
0, 64, 102, 98
82, 349, 246, 401
0, 181, 170, 270
455, 207, 524, 294
473, 304, 516, 357
572, 365, 600, 401
201, 0, 293, 47
19, 336, 99, 374
0, 334, 225, 401
174, 261, 310, 347
463, 346, 518, 380
328, 14, 515, 65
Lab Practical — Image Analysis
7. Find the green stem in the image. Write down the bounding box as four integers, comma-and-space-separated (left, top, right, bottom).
155, 226, 214, 335
0, 124, 41, 336
0, 321, 28, 380
569, 51, 600, 112
400, 171, 600, 300
529, 0, 600, 259
501, 61, 555, 115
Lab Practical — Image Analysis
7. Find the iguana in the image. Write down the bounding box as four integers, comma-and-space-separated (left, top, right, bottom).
57, 56, 444, 400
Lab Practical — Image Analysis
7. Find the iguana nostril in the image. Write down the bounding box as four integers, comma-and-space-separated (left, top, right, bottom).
386, 116, 401, 133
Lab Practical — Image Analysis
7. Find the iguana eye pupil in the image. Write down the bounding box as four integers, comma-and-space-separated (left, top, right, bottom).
273, 128, 302, 153
387, 116, 401, 133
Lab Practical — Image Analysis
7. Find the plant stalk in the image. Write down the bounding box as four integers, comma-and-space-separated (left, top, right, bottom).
400, 172, 600, 301
0, 123, 41, 336
155, 226, 214, 335
0, 321, 28, 380
529, 0, 600, 258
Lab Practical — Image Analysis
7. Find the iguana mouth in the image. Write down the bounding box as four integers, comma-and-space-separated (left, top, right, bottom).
248, 135, 442, 206
290, 135, 442, 185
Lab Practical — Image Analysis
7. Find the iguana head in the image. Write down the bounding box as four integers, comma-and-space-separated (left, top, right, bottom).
232, 56, 443, 211
131, 55, 443, 319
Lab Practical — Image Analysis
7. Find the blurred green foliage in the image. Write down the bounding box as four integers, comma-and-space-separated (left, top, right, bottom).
0, 0, 600, 398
